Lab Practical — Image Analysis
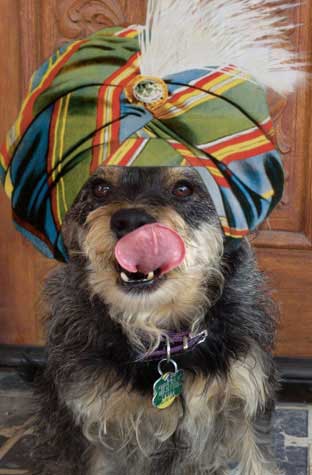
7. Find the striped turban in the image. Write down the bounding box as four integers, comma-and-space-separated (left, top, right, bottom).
0, 26, 284, 261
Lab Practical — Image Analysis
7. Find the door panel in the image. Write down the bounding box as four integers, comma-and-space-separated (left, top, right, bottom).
0, 0, 311, 355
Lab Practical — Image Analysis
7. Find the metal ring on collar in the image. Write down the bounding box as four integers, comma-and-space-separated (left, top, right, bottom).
157, 358, 178, 376
197, 330, 208, 344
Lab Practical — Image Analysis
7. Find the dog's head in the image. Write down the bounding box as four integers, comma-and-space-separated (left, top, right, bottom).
62, 167, 224, 350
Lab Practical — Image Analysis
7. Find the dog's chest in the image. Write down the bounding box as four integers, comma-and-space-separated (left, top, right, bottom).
68, 371, 224, 446
81, 374, 223, 475
67, 352, 267, 474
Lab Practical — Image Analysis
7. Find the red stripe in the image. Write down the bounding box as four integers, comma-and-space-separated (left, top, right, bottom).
203, 157, 219, 170
13, 211, 57, 252
117, 139, 144, 166
195, 71, 225, 90
47, 101, 62, 184
20, 40, 86, 134
46, 101, 62, 227
223, 226, 249, 237
223, 65, 236, 72
91, 84, 107, 167
107, 86, 123, 162
168, 143, 202, 166
181, 155, 207, 167
203, 158, 231, 188
93, 80, 124, 168
110, 68, 138, 144
0, 143, 9, 167
117, 28, 138, 38
212, 175, 230, 188
171, 143, 232, 188
91, 54, 139, 170
171, 142, 235, 187
222, 142, 275, 165
169, 70, 227, 103
262, 120, 273, 133
205, 128, 266, 155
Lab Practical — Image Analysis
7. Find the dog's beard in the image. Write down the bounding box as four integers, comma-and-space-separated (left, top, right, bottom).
80, 204, 224, 354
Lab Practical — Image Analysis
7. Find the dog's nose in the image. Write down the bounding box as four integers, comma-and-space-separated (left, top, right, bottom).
110, 208, 156, 239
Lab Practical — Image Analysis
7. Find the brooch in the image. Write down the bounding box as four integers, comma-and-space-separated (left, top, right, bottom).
125, 75, 168, 112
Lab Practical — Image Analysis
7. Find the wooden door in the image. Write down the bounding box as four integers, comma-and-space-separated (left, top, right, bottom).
0, 0, 311, 357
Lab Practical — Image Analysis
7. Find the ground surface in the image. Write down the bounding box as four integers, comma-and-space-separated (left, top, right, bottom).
0, 370, 311, 474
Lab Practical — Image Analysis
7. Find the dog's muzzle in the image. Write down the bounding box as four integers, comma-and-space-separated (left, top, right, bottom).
111, 209, 186, 291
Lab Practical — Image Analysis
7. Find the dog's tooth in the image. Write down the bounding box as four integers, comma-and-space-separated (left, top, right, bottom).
147, 271, 154, 281
120, 272, 129, 282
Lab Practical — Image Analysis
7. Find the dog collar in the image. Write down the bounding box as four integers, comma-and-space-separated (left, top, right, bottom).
138, 330, 208, 362
140, 330, 208, 410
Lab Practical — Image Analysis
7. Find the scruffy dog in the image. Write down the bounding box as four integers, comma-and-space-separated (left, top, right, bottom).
30, 166, 278, 475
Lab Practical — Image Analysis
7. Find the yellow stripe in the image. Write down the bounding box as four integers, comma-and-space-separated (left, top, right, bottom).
137, 128, 156, 138
101, 86, 115, 163
51, 102, 62, 183
224, 231, 245, 238
116, 29, 139, 38
16, 41, 82, 136
170, 144, 196, 159
212, 135, 270, 161
6, 133, 11, 153
0, 151, 5, 169
214, 77, 245, 95
114, 57, 139, 85
96, 58, 139, 164
171, 69, 242, 104
159, 77, 246, 120
174, 144, 205, 159
4, 168, 13, 197
170, 70, 240, 104
5, 126, 16, 162
107, 139, 136, 165
16, 56, 53, 135
262, 189, 274, 199
53, 101, 63, 221
220, 216, 230, 227
125, 30, 139, 38
159, 94, 212, 119
57, 93, 71, 218
207, 166, 223, 178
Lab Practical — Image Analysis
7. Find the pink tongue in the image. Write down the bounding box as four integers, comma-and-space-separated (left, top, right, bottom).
114, 223, 186, 275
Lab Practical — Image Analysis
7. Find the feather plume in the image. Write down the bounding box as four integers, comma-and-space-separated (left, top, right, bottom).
138, 0, 305, 94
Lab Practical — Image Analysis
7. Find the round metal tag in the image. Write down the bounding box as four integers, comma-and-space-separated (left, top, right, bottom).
125, 75, 168, 111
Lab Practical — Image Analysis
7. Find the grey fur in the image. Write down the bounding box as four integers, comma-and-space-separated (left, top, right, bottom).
28, 168, 279, 475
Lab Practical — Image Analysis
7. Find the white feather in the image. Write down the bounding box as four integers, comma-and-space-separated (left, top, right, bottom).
138, 0, 305, 94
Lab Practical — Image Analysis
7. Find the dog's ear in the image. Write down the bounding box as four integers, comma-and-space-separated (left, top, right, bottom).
61, 215, 83, 256
61, 184, 94, 255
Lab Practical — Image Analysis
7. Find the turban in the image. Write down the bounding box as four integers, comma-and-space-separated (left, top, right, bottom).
1, 1, 301, 262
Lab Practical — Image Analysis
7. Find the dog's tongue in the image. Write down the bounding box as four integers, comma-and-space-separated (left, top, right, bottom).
115, 223, 186, 275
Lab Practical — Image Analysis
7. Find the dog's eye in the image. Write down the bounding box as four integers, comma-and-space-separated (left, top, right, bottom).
92, 182, 111, 199
172, 181, 193, 198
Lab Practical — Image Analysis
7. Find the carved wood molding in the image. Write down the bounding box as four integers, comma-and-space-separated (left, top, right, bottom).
56, 0, 128, 39
253, 230, 312, 250
267, 91, 292, 156
18, 0, 41, 96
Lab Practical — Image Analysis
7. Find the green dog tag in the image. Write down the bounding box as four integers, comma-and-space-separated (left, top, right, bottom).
152, 365, 184, 409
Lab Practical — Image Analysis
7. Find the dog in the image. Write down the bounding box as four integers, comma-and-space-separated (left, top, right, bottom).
29, 166, 278, 475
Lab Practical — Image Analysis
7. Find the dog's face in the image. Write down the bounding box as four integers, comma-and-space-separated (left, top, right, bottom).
62, 167, 224, 350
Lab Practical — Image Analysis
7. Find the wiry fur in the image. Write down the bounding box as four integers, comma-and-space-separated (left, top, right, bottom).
84, 207, 223, 353
139, 0, 304, 93
29, 168, 279, 474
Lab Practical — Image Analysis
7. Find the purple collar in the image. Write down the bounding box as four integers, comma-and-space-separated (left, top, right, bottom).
138, 330, 208, 362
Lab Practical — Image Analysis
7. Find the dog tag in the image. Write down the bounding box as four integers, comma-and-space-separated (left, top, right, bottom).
152, 358, 184, 409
